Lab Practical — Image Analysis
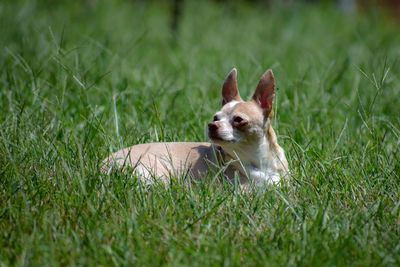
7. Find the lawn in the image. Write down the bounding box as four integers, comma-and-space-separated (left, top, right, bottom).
1, 0, 400, 265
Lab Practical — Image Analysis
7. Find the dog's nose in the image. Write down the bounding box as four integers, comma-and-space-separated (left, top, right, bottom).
208, 122, 219, 130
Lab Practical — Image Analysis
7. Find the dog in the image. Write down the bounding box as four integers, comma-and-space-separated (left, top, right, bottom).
102, 68, 288, 186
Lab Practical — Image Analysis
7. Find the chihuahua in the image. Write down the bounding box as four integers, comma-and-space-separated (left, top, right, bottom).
102, 68, 288, 186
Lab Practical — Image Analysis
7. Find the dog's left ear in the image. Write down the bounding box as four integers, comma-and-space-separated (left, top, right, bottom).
252, 69, 275, 117
222, 68, 242, 106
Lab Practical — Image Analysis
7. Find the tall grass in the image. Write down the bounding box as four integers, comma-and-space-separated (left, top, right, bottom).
1, 0, 399, 265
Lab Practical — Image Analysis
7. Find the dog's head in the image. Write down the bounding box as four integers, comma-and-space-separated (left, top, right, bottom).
208, 68, 275, 145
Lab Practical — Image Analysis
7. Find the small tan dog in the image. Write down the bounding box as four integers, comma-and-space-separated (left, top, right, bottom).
102, 68, 288, 186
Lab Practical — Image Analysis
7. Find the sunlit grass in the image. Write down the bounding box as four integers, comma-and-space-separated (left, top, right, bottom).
1, 0, 399, 265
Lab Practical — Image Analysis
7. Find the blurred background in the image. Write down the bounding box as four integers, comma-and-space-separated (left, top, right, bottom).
0, 0, 399, 148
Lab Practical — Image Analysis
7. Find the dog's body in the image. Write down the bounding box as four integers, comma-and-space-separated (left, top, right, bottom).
102, 69, 288, 186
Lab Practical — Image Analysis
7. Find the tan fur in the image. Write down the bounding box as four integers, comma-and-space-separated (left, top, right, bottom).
102, 142, 222, 183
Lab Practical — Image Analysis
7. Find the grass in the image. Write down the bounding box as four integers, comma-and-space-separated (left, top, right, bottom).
1, 0, 400, 265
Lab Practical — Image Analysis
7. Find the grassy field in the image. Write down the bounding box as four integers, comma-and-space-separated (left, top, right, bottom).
1, 0, 400, 265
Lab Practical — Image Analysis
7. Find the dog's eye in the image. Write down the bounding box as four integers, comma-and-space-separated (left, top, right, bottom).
233, 116, 248, 128
233, 116, 243, 123
213, 115, 219, 121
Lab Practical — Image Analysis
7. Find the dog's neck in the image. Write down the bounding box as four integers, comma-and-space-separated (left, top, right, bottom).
222, 136, 269, 167
217, 125, 282, 184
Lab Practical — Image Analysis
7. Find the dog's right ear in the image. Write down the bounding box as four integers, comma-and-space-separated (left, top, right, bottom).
252, 69, 275, 117
222, 68, 242, 106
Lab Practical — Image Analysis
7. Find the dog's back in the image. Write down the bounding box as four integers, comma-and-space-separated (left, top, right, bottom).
102, 142, 221, 183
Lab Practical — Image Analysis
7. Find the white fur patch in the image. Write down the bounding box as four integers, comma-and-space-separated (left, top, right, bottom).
223, 100, 241, 110
250, 168, 281, 185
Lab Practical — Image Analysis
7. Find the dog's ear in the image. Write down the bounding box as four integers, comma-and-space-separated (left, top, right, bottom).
222, 68, 242, 106
252, 69, 275, 117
